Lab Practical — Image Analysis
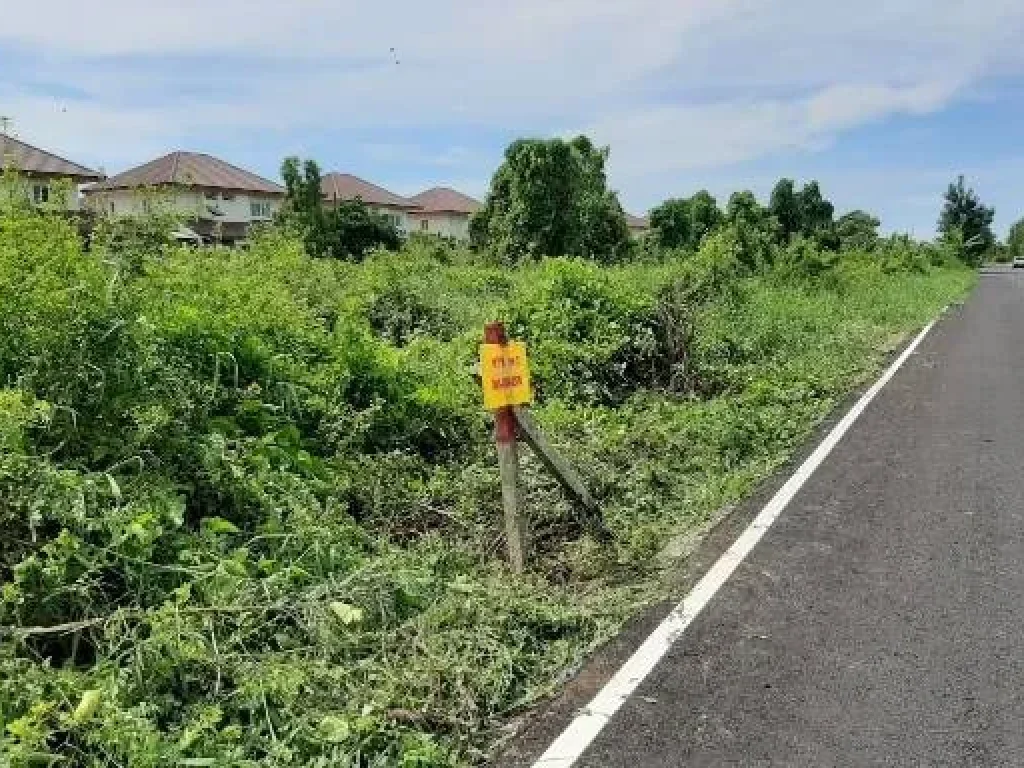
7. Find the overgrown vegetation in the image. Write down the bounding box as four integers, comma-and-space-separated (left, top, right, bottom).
280, 157, 401, 261
470, 137, 632, 264
0, 157, 976, 767
1006, 216, 1024, 260
937, 174, 996, 266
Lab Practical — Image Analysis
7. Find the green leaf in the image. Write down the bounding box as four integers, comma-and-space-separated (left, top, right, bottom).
105, 473, 121, 501
319, 715, 351, 744
201, 517, 240, 535
448, 576, 475, 594
329, 601, 364, 626
72, 689, 103, 724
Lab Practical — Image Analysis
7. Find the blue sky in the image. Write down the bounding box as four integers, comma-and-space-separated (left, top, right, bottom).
3, 0, 1024, 236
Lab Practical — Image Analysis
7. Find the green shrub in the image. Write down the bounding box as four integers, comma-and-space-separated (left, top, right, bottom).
774, 235, 840, 282
507, 259, 664, 403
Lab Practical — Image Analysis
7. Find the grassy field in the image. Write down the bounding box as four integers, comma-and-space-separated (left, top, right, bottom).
0, 210, 974, 766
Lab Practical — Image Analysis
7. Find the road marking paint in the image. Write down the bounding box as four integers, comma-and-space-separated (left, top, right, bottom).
531, 317, 940, 767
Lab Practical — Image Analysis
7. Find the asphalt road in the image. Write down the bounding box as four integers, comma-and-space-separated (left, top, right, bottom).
530, 268, 1024, 766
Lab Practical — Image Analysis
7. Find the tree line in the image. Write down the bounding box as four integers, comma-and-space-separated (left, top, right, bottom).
468, 137, 1005, 269
281, 139, 1007, 267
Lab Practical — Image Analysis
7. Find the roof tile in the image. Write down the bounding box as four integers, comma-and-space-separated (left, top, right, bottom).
408, 187, 482, 214
88, 151, 284, 195
0, 134, 103, 180
321, 173, 418, 209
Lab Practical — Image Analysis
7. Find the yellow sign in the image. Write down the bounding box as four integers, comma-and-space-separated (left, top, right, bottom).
480, 342, 532, 409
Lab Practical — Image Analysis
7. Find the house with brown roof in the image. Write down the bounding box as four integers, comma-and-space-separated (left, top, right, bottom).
408, 187, 482, 241
0, 133, 104, 210
83, 151, 285, 245
625, 212, 651, 239
320, 173, 420, 235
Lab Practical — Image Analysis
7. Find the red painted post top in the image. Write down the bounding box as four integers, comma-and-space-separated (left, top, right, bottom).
484, 321, 508, 345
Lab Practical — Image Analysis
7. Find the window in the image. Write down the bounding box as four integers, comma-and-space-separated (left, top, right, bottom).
250, 200, 273, 219
420, 219, 429, 232
32, 184, 49, 204
222, 192, 236, 201
204, 191, 219, 200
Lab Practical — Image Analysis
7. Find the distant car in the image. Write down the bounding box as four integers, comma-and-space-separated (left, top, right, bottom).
1014, 256, 1024, 269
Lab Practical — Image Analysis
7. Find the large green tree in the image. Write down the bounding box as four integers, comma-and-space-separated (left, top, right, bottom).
836, 210, 880, 252
769, 178, 838, 249
281, 157, 399, 260
649, 190, 723, 251
281, 157, 325, 223
470, 136, 631, 263
725, 190, 778, 270
796, 181, 837, 248
1006, 216, 1024, 258
937, 175, 995, 265
689, 190, 723, 247
649, 198, 692, 249
725, 190, 762, 226
579, 190, 634, 261
769, 178, 801, 243
725, 190, 778, 232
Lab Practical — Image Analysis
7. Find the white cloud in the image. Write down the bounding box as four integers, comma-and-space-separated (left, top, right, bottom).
805, 82, 959, 133
0, 92, 273, 170
587, 80, 963, 181
1, 0, 725, 62
1, 0, 733, 163
2, 0, 1024, 233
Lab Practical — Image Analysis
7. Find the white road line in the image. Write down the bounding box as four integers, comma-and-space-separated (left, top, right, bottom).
532, 317, 940, 767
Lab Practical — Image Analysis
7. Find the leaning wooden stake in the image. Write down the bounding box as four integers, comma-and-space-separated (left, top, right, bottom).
485, 322, 528, 572
514, 407, 612, 543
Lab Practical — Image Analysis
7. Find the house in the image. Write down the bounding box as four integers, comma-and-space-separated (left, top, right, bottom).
84, 151, 285, 245
626, 212, 650, 239
0, 133, 104, 210
320, 173, 420, 235
408, 187, 482, 241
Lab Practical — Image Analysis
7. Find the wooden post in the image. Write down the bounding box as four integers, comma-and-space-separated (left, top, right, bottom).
485, 322, 528, 572
513, 407, 612, 543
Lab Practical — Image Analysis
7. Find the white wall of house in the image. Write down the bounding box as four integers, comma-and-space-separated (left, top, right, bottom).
87, 188, 282, 222
411, 212, 472, 241
199, 190, 281, 222
87, 189, 199, 217
16, 177, 84, 211
369, 206, 413, 235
